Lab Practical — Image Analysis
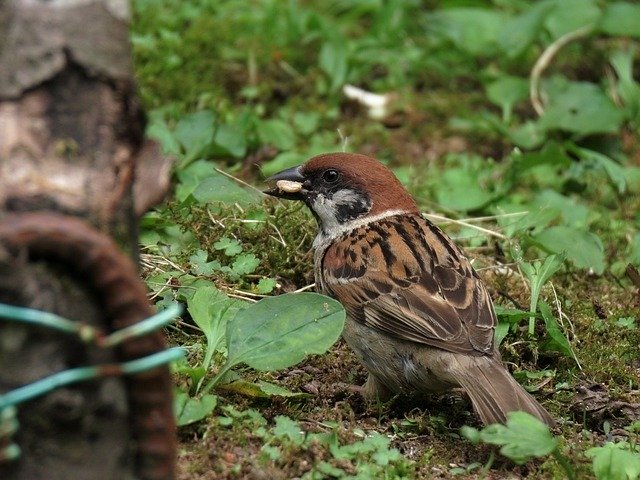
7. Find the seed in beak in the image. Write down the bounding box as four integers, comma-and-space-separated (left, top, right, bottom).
276, 180, 303, 193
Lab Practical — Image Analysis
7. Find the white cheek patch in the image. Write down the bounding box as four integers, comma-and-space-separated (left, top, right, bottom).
311, 193, 341, 231
311, 189, 372, 234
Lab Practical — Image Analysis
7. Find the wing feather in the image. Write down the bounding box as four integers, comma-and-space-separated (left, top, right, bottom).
320, 214, 496, 355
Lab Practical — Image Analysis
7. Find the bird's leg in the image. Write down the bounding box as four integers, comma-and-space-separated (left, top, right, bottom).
361, 374, 394, 402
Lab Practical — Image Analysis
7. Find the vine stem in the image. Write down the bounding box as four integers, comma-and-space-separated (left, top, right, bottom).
530, 24, 594, 116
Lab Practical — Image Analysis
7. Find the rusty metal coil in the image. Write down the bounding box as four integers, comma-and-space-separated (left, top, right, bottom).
0, 212, 176, 480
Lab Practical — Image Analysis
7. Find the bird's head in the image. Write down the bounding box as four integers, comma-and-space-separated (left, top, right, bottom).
264, 153, 418, 236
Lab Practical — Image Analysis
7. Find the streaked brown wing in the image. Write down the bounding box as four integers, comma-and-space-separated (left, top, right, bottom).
320, 214, 496, 355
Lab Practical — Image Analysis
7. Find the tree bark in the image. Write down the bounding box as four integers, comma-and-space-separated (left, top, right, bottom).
0, 1, 175, 479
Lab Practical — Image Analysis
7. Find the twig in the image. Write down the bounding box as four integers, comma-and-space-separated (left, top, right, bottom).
294, 283, 316, 293
530, 24, 594, 116
423, 213, 507, 239
550, 283, 582, 370
214, 167, 264, 195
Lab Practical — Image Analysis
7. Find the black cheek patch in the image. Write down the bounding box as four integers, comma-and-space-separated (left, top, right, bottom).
335, 195, 372, 223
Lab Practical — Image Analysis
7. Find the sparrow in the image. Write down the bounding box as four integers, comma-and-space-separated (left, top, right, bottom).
264, 152, 554, 426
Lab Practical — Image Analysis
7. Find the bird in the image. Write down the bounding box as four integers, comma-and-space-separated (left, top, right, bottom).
264, 152, 555, 426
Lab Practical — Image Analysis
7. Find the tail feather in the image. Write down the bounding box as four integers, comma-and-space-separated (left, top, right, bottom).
451, 356, 555, 427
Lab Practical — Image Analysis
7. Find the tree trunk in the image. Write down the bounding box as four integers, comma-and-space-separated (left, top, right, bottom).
0, 1, 175, 479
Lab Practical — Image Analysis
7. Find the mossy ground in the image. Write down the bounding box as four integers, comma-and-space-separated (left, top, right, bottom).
132, 2, 640, 477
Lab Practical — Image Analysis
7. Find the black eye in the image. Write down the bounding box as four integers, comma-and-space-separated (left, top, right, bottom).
322, 169, 340, 183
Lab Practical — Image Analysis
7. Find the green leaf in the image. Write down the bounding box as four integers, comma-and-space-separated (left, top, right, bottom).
434, 167, 494, 212
586, 442, 640, 480
460, 425, 481, 444
230, 253, 260, 277
486, 76, 529, 122
479, 411, 558, 464
261, 151, 306, 178
609, 47, 640, 124
211, 123, 247, 158
498, 2, 554, 58
571, 146, 627, 194
539, 301, 574, 359
495, 306, 532, 344
319, 40, 348, 91
189, 249, 221, 275
508, 121, 547, 149
539, 80, 625, 136
531, 190, 590, 229
545, 0, 600, 39
429, 8, 506, 56
514, 251, 565, 335
226, 292, 345, 371
533, 226, 605, 274
256, 277, 277, 294
293, 111, 320, 135
217, 380, 311, 400
175, 160, 217, 203
174, 110, 215, 163
187, 285, 246, 369
256, 119, 295, 151
213, 237, 243, 256
273, 416, 306, 445
600, 2, 640, 38
174, 390, 217, 426
146, 113, 181, 155
192, 170, 261, 206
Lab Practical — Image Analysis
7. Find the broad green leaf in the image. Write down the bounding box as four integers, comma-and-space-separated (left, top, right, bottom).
226, 292, 345, 371
495, 321, 511, 346
261, 151, 306, 177
429, 8, 506, 56
508, 121, 547, 150
586, 442, 640, 480
319, 40, 348, 91
175, 159, 217, 202
192, 170, 261, 206
531, 190, 589, 228
293, 111, 320, 135
174, 390, 217, 426
533, 226, 605, 274
600, 2, 640, 38
539, 80, 624, 136
498, 2, 554, 58
539, 301, 574, 359
572, 146, 626, 194
434, 167, 494, 212
506, 141, 571, 184
257, 119, 295, 151
174, 110, 215, 163
545, 0, 600, 39
211, 123, 247, 158
479, 411, 558, 464
146, 113, 181, 155
486, 76, 529, 122
187, 285, 246, 368
493, 202, 559, 238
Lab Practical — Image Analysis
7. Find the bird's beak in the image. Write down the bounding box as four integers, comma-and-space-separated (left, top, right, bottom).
263, 165, 306, 200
